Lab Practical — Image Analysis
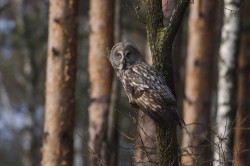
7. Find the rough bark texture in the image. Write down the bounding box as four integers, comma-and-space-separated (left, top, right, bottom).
41, 0, 78, 165
141, 0, 189, 165
233, 4, 250, 165
135, 1, 180, 165
88, 0, 114, 165
181, 1, 216, 165
214, 0, 241, 165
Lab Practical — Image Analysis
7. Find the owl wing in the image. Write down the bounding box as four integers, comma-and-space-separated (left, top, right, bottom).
125, 62, 176, 105
124, 62, 184, 126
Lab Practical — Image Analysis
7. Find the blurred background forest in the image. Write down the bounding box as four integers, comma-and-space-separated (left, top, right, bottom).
0, 0, 249, 166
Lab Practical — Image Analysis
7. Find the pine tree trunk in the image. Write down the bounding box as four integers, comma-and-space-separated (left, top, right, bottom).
41, 0, 78, 165
214, 0, 241, 165
233, 4, 250, 165
181, 1, 216, 165
88, 0, 114, 165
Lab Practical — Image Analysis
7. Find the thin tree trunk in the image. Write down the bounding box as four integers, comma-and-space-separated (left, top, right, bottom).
233, 32, 250, 166
141, 1, 189, 165
233, 4, 250, 165
88, 0, 114, 165
106, 1, 122, 165
107, 77, 121, 166
41, 0, 78, 165
163, 0, 185, 124
214, 0, 241, 165
181, 1, 216, 165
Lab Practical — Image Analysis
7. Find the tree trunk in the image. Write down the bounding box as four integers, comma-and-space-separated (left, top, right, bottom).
135, 1, 181, 165
135, 112, 157, 166
233, 3, 250, 165
141, 0, 189, 165
214, 0, 241, 165
41, 0, 78, 165
181, 1, 216, 165
233, 31, 250, 166
106, 0, 121, 165
135, 41, 157, 165
88, 0, 114, 165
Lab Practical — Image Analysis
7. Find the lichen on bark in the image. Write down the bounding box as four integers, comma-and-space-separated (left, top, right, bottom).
141, 0, 189, 165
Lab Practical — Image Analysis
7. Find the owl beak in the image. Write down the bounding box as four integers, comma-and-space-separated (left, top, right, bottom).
122, 58, 128, 69
122, 59, 126, 69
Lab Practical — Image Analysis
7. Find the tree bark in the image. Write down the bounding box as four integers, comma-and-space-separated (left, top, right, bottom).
106, 1, 122, 165
41, 0, 78, 165
214, 0, 241, 165
181, 1, 216, 165
135, 112, 157, 166
233, 31, 250, 166
88, 0, 114, 165
135, 1, 182, 165
141, 0, 189, 165
233, 3, 250, 165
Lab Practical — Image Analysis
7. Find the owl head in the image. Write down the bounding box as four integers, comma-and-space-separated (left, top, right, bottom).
110, 42, 143, 70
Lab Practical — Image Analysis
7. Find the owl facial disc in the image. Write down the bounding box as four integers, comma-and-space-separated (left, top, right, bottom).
110, 42, 142, 70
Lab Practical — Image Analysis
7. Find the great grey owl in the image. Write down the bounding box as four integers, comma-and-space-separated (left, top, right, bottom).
108, 42, 185, 126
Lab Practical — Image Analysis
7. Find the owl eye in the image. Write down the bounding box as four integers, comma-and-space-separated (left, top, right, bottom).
117, 53, 122, 58
126, 53, 131, 58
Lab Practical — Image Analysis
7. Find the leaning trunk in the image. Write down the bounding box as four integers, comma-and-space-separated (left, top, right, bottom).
41, 0, 78, 165
214, 0, 241, 165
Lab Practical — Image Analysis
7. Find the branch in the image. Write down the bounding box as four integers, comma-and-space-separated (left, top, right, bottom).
141, 0, 164, 55
162, 0, 190, 46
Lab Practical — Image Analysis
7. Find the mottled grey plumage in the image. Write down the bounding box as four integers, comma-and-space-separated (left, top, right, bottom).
108, 42, 185, 126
